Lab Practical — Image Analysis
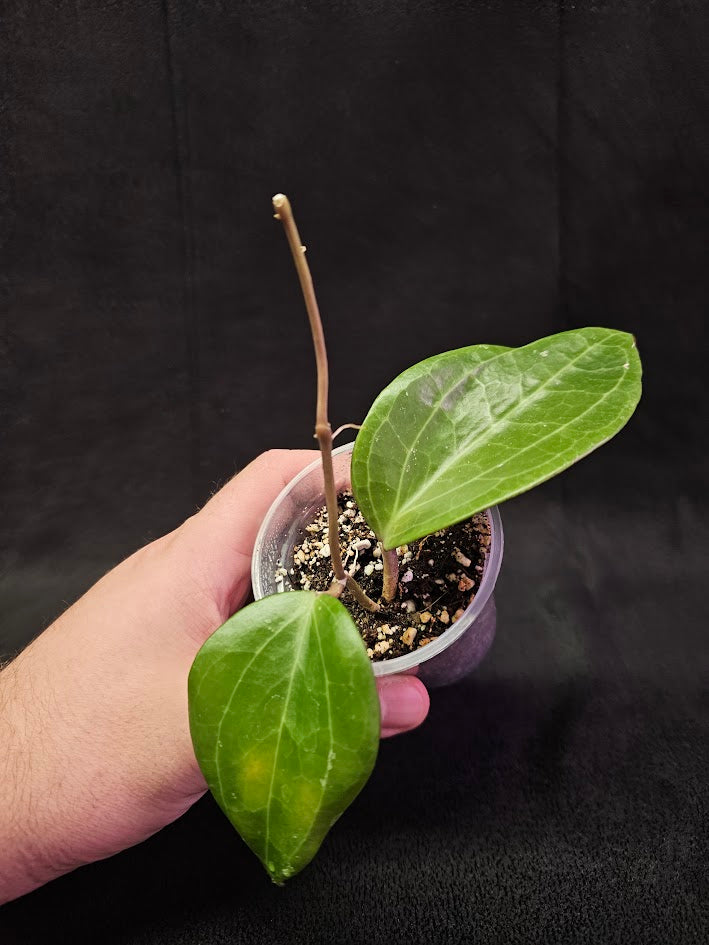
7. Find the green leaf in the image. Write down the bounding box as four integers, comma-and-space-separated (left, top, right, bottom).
188, 591, 379, 884
352, 329, 641, 549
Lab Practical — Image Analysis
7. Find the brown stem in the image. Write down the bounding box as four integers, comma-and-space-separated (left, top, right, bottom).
381, 546, 399, 601
272, 193, 379, 613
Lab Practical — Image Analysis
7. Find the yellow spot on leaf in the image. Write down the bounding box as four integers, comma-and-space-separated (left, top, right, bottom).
239, 748, 275, 809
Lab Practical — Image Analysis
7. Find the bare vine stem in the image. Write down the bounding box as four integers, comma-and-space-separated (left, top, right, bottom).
272, 194, 380, 613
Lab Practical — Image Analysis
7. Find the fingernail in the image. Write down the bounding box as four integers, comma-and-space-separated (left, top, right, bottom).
378, 676, 429, 733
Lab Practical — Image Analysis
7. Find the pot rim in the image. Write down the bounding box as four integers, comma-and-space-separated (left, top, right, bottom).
252, 442, 504, 676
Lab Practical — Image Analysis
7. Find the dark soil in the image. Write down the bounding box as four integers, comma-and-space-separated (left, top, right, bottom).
286, 492, 491, 662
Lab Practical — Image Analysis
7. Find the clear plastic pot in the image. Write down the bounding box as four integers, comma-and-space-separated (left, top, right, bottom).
251, 443, 503, 688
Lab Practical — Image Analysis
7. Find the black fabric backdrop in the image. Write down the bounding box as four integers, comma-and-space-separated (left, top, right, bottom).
1, 1, 708, 942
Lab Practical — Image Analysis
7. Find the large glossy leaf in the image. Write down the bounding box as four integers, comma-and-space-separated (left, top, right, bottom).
352, 329, 641, 549
188, 592, 379, 884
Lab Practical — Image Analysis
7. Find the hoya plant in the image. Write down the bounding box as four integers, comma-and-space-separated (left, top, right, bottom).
188, 195, 642, 884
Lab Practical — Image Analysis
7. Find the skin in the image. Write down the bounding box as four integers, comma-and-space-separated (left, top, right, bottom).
0, 449, 429, 904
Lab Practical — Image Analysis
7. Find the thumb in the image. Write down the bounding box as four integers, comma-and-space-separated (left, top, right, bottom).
177, 449, 318, 619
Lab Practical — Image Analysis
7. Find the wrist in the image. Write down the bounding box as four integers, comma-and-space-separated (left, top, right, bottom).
0, 654, 64, 901
0, 613, 206, 904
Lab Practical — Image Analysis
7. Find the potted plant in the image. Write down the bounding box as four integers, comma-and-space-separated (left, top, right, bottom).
250, 440, 504, 690
188, 194, 642, 885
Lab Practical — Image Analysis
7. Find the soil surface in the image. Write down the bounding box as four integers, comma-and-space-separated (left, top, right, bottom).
285, 492, 491, 662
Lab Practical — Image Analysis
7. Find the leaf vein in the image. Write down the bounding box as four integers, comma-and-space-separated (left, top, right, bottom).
391, 337, 608, 524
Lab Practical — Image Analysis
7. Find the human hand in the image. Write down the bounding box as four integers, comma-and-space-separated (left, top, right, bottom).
0, 449, 429, 903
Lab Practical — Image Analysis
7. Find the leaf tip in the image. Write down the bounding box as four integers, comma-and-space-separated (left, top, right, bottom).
266, 861, 295, 886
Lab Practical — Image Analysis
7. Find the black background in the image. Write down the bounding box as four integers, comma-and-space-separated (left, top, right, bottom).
1, 1, 708, 942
